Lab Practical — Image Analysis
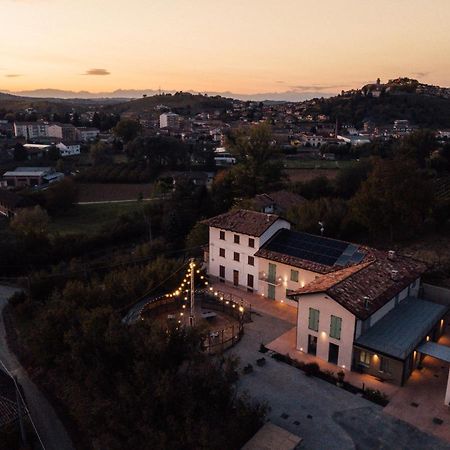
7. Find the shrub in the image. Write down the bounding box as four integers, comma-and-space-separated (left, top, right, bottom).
259, 343, 268, 353
304, 362, 320, 377
363, 388, 389, 406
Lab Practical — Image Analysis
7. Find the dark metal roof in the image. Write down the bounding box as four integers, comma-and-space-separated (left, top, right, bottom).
355, 297, 448, 360
417, 341, 450, 363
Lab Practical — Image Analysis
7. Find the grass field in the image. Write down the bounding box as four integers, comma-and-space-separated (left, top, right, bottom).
283, 159, 355, 169
76, 183, 154, 202
48, 201, 149, 236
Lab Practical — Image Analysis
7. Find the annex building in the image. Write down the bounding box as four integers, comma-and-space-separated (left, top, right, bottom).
204, 209, 450, 401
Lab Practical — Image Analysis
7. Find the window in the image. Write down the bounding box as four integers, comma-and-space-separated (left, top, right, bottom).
248, 256, 255, 266
359, 351, 371, 367
248, 238, 255, 248
219, 248, 225, 258
247, 274, 254, 288
219, 230, 225, 240
233, 252, 240, 262
290, 270, 299, 282
380, 357, 390, 373
329, 315, 342, 340
219, 265, 225, 279
308, 308, 319, 331
234, 234, 240, 244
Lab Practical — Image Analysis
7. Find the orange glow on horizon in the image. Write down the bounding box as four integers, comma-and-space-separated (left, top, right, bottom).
1, 0, 450, 94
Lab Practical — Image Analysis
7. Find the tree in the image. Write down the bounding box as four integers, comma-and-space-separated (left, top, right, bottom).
223, 122, 283, 197
113, 119, 142, 143
394, 130, 437, 167
185, 222, 209, 249
287, 197, 348, 237
350, 158, 433, 240
47, 145, 61, 161
10, 205, 49, 237
90, 141, 112, 166
13, 143, 27, 161
43, 178, 78, 214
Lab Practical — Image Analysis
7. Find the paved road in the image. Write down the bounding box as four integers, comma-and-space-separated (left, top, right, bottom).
0, 285, 76, 450
229, 308, 450, 450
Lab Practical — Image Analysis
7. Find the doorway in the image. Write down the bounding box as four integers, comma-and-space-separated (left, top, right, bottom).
233, 270, 239, 286
308, 334, 317, 356
328, 343, 339, 365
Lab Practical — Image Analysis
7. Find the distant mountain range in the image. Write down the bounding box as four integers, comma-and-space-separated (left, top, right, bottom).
1, 88, 334, 102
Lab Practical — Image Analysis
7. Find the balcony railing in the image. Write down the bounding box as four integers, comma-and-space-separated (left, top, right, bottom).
258, 272, 282, 286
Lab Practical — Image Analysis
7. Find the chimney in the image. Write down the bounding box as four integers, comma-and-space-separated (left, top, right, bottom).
363, 296, 370, 309
390, 269, 399, 281
388, 250, 396, 260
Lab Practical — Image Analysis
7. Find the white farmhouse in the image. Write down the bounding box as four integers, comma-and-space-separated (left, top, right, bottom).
203, 209, 449, 391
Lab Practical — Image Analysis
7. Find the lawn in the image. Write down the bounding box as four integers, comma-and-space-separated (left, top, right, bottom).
283, 159, 355, 169
48, 201, 149, 236
76, 182, 154, 202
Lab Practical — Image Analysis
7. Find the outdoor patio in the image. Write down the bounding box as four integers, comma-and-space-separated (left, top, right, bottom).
211, 282, 297, 325
384, 326, 450, 443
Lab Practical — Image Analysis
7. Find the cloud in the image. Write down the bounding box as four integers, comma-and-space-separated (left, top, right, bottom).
290, 84, 344, 92
5, 74, 22, 78
412, 71, 430, 79
83, 68, 110, 76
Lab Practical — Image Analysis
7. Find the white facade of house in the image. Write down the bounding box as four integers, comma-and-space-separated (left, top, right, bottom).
14, 122, 49, 139
56, 142, 81, 157
258, 258, 318, 307
160, 112, 180, 129
208, 218, 290, 292
297, 293, 356, 369
77, 127, 99, 142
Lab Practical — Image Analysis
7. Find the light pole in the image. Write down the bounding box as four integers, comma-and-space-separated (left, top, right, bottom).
189, 259, 195, 327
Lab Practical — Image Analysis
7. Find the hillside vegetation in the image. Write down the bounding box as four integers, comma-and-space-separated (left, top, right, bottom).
106, 92, 233, 116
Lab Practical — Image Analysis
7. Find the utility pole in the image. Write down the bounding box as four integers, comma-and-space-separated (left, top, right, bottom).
189, 259, 195, 327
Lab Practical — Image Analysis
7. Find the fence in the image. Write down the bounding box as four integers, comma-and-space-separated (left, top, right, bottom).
200, 289, 252, 322
202, 322, 244, 354
138, 288, 251, 354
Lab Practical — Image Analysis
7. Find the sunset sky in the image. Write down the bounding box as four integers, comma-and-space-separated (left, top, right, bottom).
1, 0, 450, 95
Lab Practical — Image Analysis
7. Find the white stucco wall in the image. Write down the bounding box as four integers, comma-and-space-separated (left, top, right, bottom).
258, 258, 318, 307
297, 293, 356, 369
207, 218, 290, 291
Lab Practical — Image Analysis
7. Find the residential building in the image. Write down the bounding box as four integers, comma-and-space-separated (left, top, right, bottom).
249, 191, 305, 215
77, 127, 100, 142
203, 210, 290, 293
300, 134, 324, 147
14, 122, 49, 139
160, 112, 181, 129
48, 123, 78, 142
56, 142, 81, 157
203, 209, 449, 391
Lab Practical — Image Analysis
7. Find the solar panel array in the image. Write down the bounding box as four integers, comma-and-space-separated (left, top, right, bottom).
264, 229, 364, 267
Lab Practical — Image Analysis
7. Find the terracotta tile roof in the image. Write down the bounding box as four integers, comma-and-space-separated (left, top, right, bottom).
289, 250, 427, 320
252, 190, 305, 213
293, 262, 372, 294
202, 209, 283, 237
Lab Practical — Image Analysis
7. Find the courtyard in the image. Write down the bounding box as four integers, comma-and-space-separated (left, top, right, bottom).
216, 283, 450, 449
